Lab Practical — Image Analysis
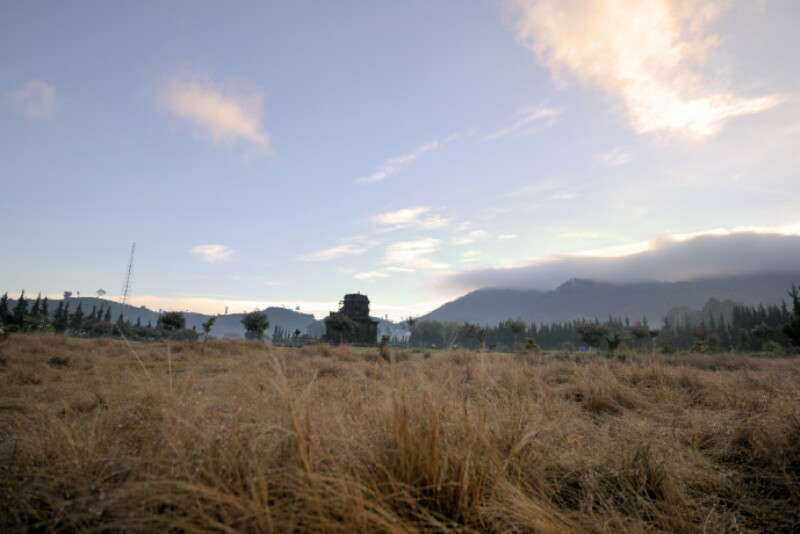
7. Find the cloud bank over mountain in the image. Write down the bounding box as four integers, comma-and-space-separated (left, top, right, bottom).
443, 232, 800, 292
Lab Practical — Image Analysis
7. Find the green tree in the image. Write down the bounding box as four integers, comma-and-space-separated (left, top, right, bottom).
69, 303, 84, 334
241, 310, 269, 340
104, 307, 112, 322
53, 301, 64, 330
12, 290, 29, 328
783, 285, 800, 348
751, 321, 773, 347
325, 313, 356, 344
508, 319, 527, 350
0, 292, 9, 324
576, 321, 609, 349
606, 332, 622, 356
55, 302, 70, 332
525, 337, 541, 353
158, 311, 186, 332
31, 293, 42, 317
629, 322, 650, 349
461, 322, 486, 351
403, 316, 418, 347
201, 316, 217, 341
41, 297, 49, 319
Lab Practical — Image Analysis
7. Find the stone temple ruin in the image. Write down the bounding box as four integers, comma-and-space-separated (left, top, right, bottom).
325, 293, 379, 345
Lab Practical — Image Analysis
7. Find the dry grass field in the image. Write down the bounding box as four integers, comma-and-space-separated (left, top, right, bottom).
1, 334, 799, 532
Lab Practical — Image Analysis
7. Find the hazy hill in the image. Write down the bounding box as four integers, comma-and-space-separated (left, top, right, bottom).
422, 273, 800, 326
2, 296, 317, 339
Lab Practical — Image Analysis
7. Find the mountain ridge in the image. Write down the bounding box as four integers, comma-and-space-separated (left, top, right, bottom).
422, 273, 800, 326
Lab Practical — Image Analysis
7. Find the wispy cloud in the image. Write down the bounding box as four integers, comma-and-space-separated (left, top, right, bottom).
4, 80, 59, 119
460, 249, 481, 263
559, 231, 604, 239
299, 244, 366, 261
498, 234, 517, 240
373, 207, 449, 230
159, 75, 272, 155
357, 140, 440, 184
510, 0, 780, 138
383, 238, 447, 271
385, 266, 416, 273
452, 230, 489, 245
454, 220, 472, 232
191, 244, 235, 262
482, 104, 563, 142
595, 147, 633, 167
353, 271, 388, 280
506, 177, 565, 198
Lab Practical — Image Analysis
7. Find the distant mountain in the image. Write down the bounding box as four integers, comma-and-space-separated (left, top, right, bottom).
421, 273, 800, 326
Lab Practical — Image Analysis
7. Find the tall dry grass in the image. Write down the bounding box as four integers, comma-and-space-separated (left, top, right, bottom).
1, 334, 798, 532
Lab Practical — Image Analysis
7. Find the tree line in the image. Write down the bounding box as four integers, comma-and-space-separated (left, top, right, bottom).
3, 286, 799, 352
406, 286, 800, 354
0, 291, 272, 342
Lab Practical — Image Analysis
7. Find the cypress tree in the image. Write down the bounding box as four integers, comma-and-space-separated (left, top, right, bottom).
53, 301, 64, 331
784, 285, 800, 347
104, 307, 112, 322
41, 297, 49, 318
70, 303, 84, 333
31, 293, 42, 317
97, 304, 105, 322
0, 292, 9, 324
59, 303, 70, 332
12, 290, 28, 327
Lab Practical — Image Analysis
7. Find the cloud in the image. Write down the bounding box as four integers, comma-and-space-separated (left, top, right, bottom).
191, 244, 234, 262
385, 266, 416, 273
460, 249, 481, 263
559, 231, 604, 239
299, 244, 366, 261
506, 177, 566, 198
482, 104, 563, 142
159, 75, 272, 155
357, 140, 441, 184
549, 191, 577, 200
4, 80, 59, 119
498, 234, 517, 240
452, 230, 489, 245
595, 147, 633, 167
373, 207, 449, 230
383, 238, 447, 271
510, 0, 780, 137
353, 271, 388, 280
442, 228, 800, 292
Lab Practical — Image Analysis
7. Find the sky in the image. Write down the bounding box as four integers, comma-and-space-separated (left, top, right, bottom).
1, 0, 799, 320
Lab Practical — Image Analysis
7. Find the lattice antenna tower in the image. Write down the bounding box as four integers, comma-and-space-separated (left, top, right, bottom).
120, 242, 136, 307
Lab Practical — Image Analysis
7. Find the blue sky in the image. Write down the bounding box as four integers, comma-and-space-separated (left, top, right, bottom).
2, 0, 799, 319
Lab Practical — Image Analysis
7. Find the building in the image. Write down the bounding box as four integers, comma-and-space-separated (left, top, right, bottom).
325, 293, 379, 345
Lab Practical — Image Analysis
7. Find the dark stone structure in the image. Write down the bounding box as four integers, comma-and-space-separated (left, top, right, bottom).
325, 293, 379, 345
